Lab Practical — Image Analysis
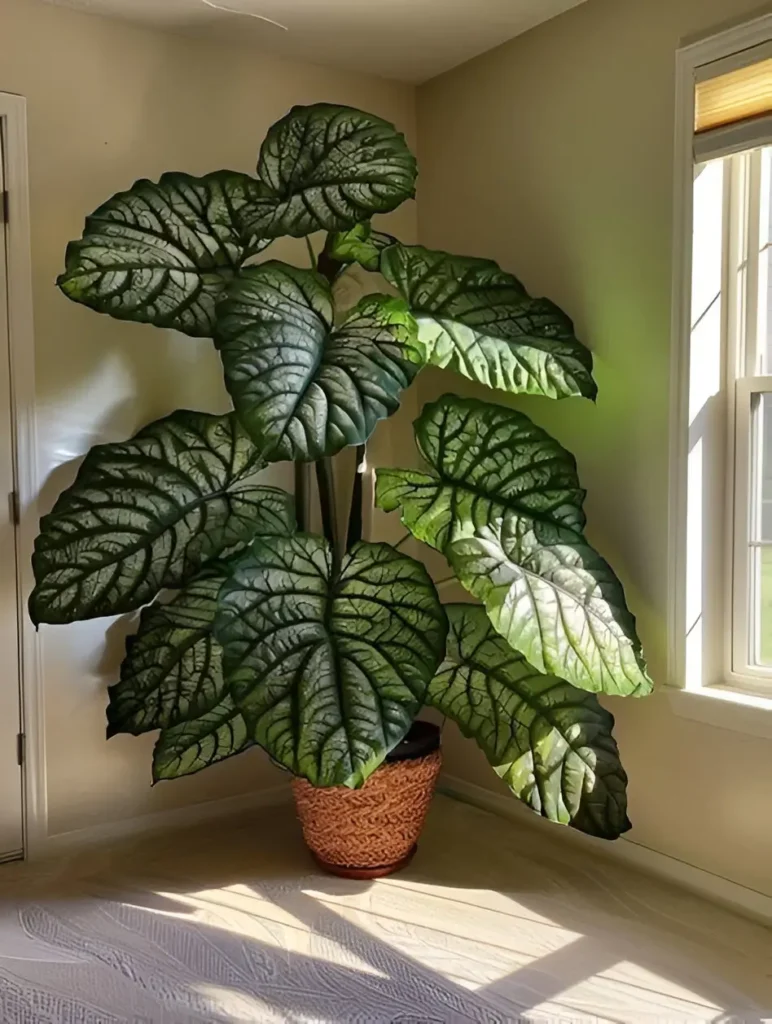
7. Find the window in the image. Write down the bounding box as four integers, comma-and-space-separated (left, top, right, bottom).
670, 17, 772, 721
731, 146, 772, 684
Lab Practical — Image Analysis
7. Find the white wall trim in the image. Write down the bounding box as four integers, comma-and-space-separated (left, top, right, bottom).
41, 783, 292, 858
667, 683, 772, 739
0, 92, 46, 862
31, 772, 772, 926
440, 777, 772, 926
667, 11, 772, 694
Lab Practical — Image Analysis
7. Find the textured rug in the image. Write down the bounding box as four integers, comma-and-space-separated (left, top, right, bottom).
0, 795, 768, 1023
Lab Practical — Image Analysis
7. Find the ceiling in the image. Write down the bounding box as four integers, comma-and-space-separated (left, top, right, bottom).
42, 0, 588, 82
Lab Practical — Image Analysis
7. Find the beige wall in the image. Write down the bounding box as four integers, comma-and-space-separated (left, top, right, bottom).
1, 0, 416, 837
5, 0, 769, 895
417, 0, 772, 896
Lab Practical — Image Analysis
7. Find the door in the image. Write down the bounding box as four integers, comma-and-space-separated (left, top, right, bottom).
0, 118, 23, 861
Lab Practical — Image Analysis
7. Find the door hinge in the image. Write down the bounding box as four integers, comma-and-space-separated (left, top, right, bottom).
8, 490, 19, 526
16, 733, 25, 767
0, 191, 8, 224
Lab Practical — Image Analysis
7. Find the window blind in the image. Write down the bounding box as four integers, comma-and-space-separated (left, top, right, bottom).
695, 56, 772, 133
694, 44, 772, 162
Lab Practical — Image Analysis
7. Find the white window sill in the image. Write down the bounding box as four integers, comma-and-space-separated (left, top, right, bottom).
666, 685, 772, 740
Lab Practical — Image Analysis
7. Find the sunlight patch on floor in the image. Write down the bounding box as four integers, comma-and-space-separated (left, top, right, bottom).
530, 960, 730, 1023
192, 984, 277, 1023
0, 797, 766, 1022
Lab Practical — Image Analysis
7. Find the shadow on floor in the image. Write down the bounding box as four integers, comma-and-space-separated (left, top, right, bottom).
0, 796, 768, 1023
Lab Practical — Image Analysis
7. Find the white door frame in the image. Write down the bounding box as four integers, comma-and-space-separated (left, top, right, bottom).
0, 92, 45, 860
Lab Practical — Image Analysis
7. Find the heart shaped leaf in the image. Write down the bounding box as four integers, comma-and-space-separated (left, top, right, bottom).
380, 245, 596, 401
30, 411, 295, 624
326, 222, 397, 272
376, 395, 651, 697
107, 569, 230, 738
239, 104, 416, 239
58, 172, 268, 337
153, 697, 250, 782
429, 604, 630, 838
214, 534, 447, 787
215, 262, 423, 461
107, 567, 255, 781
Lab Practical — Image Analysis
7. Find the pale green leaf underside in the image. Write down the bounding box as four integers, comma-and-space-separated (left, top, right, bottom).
428, 604, 629, 838
153, 697, 250, 782
58, 171, 268, 337
107, 571, 229, 738
215, 262, 423, 461
380, 244, 596, 401
214, 534, 447, 787
239, 104, 417, 239
376, 395, 651, 697
326, 222, 397, 273
30, 411, 295, 624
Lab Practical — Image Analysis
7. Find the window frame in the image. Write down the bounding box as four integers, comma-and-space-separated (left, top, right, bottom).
0, 92, 42, 856
728, 148, 772, 689
669, 12, 772, 726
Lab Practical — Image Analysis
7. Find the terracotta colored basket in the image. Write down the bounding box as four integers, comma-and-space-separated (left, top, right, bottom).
292, 734, 442, 879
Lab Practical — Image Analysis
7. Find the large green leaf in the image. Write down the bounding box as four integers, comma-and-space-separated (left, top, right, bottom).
380, 245, 596, 401
214, 534, 447, 787
239, 104, 416, 239
376, 395, 651, 697
153, 697, 250, 782
30, 411, 295, 624
107, 570, 231, 738
107, 568, 256, 781
429, 604, 629, 839
326, 222, 397, 273
58, 172, 268, 337
215, 262, 423, 461
106, 569, 253, 781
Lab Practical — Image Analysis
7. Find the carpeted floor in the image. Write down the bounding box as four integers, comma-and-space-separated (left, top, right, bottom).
0, 794, 768, 1023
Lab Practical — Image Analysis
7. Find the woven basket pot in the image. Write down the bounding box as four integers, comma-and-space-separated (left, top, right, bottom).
292, 722, 442, 879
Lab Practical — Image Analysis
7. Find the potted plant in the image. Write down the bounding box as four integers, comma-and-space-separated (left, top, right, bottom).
31, 103, 652, 878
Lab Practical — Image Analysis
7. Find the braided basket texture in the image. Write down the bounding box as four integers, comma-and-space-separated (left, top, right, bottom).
292, 749, 442, 877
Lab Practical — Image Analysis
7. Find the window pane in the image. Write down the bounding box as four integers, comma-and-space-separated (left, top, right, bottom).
753, 393, 772, 541
751, 393, 772, 666
761, 147, 772, 372
756, 547, 772, 666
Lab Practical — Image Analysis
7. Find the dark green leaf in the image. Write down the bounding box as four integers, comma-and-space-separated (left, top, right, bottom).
429, 604, 629, 839
153, 697, 250, 782
215, 262, 423, 461
58, 172, 268, 336
326, 223, 397, 272
239, 104, 416, 238
30, 411, 295, 624
214, 534, 447, 786
376, 395, 651, 697
380, 244, 596, 401
107, 566, 256, 781
107, 570, 229, 738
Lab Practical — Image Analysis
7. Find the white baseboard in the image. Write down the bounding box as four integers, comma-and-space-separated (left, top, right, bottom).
440, 776, 772, 927
40, 783, 293, 858
35, 774, 772, 926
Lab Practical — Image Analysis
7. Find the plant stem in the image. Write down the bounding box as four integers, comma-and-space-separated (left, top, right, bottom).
317, 242, 344, 283
316, 458, 338, 561
346, 444, 366, 549
310, 236, 345, 565
294, 463, 309, 532
304, 235, 316, 269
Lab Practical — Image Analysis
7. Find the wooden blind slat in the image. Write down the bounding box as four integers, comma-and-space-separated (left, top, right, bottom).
696, 57, 772, 134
